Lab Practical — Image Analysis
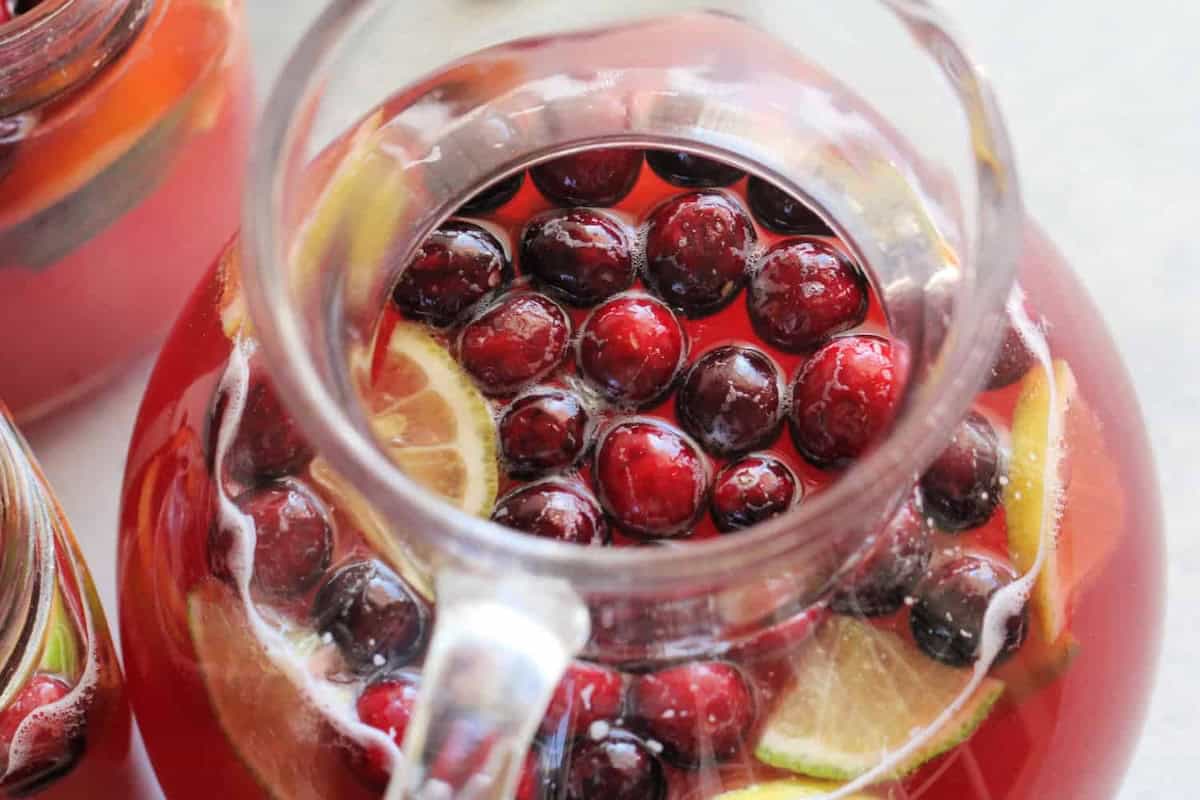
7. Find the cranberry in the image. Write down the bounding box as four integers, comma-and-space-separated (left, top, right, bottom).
459, 293, 570, 395
746, 176, 833, 235
520, 209, 634, 306
531, 148, 642, 206
226, 363, 315, 481
710, 455, 799, 533
392, 221, 509, 327
920, 411, 1003, 531
748, 238, 868, 351
0, 675, 81, 792
593, 421, 709, 539
677, 346, 783, 456
988, 316, 1038, 390
910, 555, 1029, 667
498, 389, 590, 476
789, 335, 904, 468
578, 295, 686, 407
237, 483, 333, 598
354, 673, 419, 786
491, 482, 609, 545
830, 493, 932, 616
629, 661, 756, 765
540, 662, 624, 738
564, 732, 666, 800
643, 191, 757, 315
459, 172, 525, 215
646, 150, 745, 188
312, 560, 428, 673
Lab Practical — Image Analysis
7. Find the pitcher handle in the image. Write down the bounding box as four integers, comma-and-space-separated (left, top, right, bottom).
384, 568, 590, 800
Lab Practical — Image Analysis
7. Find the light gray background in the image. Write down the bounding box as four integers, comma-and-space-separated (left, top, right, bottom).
22, 2, 1198, 797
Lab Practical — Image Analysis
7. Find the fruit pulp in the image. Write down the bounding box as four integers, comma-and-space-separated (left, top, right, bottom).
0, 0, 252, 421
118, 134, 1162, 799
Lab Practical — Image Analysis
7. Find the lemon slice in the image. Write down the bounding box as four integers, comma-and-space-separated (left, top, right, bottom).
716, 778, 880, 799
755, 616, 1004, 781
365, 321, 498, 517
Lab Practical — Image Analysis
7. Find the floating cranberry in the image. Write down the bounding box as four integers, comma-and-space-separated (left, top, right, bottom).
226, 363, 314, 481
531, 148, 642, 206
630, 661, 756, 765
459, 293, 570, 395
578, 295, 685, 407
564, 732, 666, 800
789, 335, 904, 468
646, 150, 745, 188
830, 493, 932, 616
312, 560, 428, 673
920, 411, 1003, 531
677, 346, 783, 456
540, 662, 624, 738
459, 172, 525, 215
392, 221, 509, 326
237, 483, 332, 598
354, 673, 419, 786
710, 455, 799, 533
491, 482, 609, 546
520, 209, 634, 306
594, 421, 709, 539
746, 176, 833, 235
643, 191, 757, 315
0, 675, 81, 793
748, 238, 868, 351
988, 315, 1038, 390
910, 555, 1029, 667
498, 389, 590, 476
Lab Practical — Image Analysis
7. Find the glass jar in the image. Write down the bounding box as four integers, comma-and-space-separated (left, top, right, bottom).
0, 0, 252, 421
118, 3, 1164, 799
0, 403, 140, 797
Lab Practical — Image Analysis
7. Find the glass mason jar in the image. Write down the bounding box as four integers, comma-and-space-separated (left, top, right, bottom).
0, 0, 252, 422
0, 404, 139, 797
118, 2, 1164, 799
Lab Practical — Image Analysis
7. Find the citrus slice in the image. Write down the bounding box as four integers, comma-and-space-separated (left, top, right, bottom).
38, 588, 81, 681
363, 321, 498, 517
715, 778, 880, 799
755, 616, 1004, 781
187, 578, 369, 800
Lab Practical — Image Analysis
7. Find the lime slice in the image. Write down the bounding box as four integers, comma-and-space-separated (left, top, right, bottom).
716, 778, 880, 799
38, 588, 80, 680
365, 321, 498, 517
187, 579, 368, 799
755, 616, 1004, 781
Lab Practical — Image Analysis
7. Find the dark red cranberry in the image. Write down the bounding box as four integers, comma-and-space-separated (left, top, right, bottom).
498, 390, 590, 476
677, 346, 783, 456
910, 555, 1029, 667
789, 335, 904, 468
459, 293, 570, 395
237, 483, 332, 598
920, 411, 1003, 531
746, 176, 833, 235
646, 150, 745, 188
520, 209, 634, 306
748, 238, 868, 351
988, 315, 1038, 389
593, 421, 709, 539
392, 221, 509, 326
531, 148, 642, 206
830, 493, 932, 616
578, 295, 685, 407
354, 673, 419, 786
629, 661, 756, 765
226, 363, 315, 481
312, 560, 428, 673
491, 482, 609, 546
459, 172, 525, 214
710, 455, 799, 533
564, 731, 666, 800
540, 662, 624, 738
643, 191, 757, 315
0, 675, 81, 793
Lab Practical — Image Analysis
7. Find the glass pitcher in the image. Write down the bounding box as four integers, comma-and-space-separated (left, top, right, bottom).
117, 2, 1164, 798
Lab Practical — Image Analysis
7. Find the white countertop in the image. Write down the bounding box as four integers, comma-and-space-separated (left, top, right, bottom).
23, 2, 1198, 797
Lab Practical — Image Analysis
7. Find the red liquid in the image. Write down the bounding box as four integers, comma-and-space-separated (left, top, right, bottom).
117, 148, 1162, 799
